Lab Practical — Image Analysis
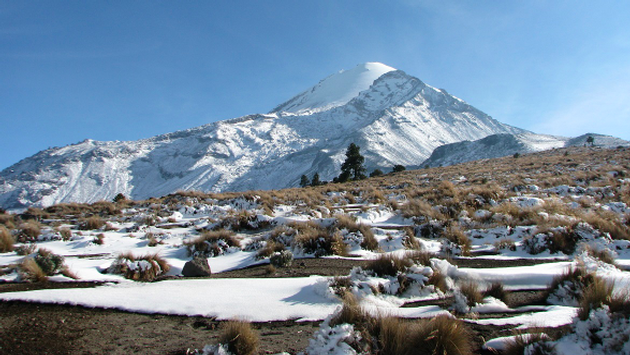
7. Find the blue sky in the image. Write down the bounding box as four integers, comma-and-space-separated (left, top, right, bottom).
1, 1, 629, 170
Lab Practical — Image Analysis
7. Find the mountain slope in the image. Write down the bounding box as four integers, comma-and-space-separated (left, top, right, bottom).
0, 63, 543, 209
422, 133, 630, 167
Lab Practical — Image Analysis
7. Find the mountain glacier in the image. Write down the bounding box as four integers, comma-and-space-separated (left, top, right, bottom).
0, 62, 600, 209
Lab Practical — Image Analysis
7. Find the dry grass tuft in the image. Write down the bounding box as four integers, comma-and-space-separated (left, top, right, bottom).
218, 320, 259, 355
108, 252, 170, 281
79, 216, 106, 231
428, 269, 449, 293
485, 282, 509, 302
17, 220, 41, 242
366, 253, 413, 277
459, 281, 484, 307
292, 223, 348, 257
19, 257, 48, 282
379, 315, 473, 355
502, 330, 555, 355
0, 226, 14, 252
185, 230, 241, 257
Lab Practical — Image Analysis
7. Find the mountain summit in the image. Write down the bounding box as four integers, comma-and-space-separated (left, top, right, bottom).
271, 62, 395, 114
0, 63, 605, 209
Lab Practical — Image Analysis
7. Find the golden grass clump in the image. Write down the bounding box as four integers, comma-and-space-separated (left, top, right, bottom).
485, 282, 510, 302
0, 226, 14, 252
365, 253, 414, 277
185, 230, 241, 257
292, 222, 348, 257
108, 252, 170, 281
458, 281, 484, 307
17, 220, 41, 242
218, 320, 259, 355
443, 224, 472, 256
0, 213, 15, 229
19, 257, 48, 282
79, 216, 106, 231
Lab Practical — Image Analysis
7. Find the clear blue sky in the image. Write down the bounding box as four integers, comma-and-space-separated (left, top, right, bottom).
2, 1, 629, 170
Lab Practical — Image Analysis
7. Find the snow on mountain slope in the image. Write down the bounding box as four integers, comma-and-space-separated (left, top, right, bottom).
270, 62, 395, 114
0, 62, 577, 209
422, 133, 630, 168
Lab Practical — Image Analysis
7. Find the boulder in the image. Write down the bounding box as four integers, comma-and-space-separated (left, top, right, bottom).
182, 256, 211, 277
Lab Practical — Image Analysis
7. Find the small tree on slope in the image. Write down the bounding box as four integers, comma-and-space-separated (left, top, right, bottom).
338, 143, 366, 182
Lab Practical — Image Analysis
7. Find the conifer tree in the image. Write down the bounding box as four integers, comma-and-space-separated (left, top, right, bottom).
338, 143, 366, 182
300, 175, 310, 188
311, 173, 321, 186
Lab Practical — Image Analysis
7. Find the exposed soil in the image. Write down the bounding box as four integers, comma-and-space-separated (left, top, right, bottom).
0, 301, 319, 355
0, 257, 562, 354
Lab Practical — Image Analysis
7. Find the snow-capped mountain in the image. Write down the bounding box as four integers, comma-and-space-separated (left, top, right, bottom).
422, 133, 630, 168
0, 62, 569, 209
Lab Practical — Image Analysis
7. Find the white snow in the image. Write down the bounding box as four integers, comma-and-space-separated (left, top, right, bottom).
272, 62, 395, 115
0, 276, 339, 322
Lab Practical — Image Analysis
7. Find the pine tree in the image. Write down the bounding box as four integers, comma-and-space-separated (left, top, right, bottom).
392, 165, 406, 173
311, 173, 321, 186
370, 169, 384, 177
300, 175, 310, 188
338, 143, 366, 182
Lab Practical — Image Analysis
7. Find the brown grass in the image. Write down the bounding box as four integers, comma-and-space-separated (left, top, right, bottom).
19, 257, 48, 282
185, 230, 240, 257
293, 223, 348, 257
459, 281, 484, 307
218, 320, 259, 355
108, 252, 170, 281
502, 330, 555, 355
79, 216, 106, 231
0, 226, 14, 252
485, 282, 509, 302
428, 269, 449, 293
379, 315, 472, 355
443, 224, 471, 256
365, 253, 413, 277
17, 220, 41, 242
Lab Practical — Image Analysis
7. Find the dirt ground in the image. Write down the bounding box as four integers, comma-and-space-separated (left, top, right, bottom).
0, 257, 565, 355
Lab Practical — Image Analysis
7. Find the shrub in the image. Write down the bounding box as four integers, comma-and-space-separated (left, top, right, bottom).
0, 226, 14, 252
293, 224, 348, 257
185, 230, 241, 257
217, 320, 259, 355
269, 250, 293, 268
365, 254, 413, 277
107, 252, 170, 281
79, 216, 105, 231
15, 243, 37, 255
17, 220, 41, 242
33, 248, 65, 275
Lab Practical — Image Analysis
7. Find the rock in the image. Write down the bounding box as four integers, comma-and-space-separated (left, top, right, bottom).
182, 256, 211, 277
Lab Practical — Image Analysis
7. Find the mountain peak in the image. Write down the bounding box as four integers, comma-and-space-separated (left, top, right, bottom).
270, 62, 396, 115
